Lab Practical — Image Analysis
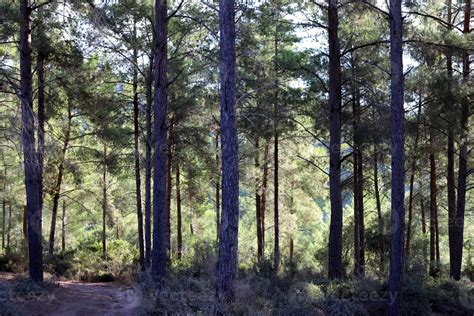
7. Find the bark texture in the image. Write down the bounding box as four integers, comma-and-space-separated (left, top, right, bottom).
388, 0, 405, 312
273, 12, 280, 272
133, 47, 145, 270
176, 162, 182, 259
1, 199, 5, 250
61, 200, 66, 252
327, 0, 343, 280
37, 52, 45, 224
352, 80, 364, 277
255, 137, 264, 263
429, 136, 440, 277
215, 133, 220, 242
446, 0, 457, 278
20, 0, 43, 282
145, 56, 153, 269
451, 0, 471, 280
165, 117, 175, 259
215, 0, 239, 310
102, 143, 108, 258
405, 99, 422, 262
151, 0, 169, 282
373, 151, 384, 273
261, 141, 269, 252
49, 98, 72, 256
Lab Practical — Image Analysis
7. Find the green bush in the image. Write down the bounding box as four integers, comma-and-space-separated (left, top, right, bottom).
400, 274, 474, 315
80, 271, 115, 283
286, 281, 324, 313
426, 277, 473, 315
0, 253, 24, 273
9, 278, 58, 301
135, 265, 474, 315
44, 250, 76, 277
170, 241, 217, 281
70, 239, 137, 282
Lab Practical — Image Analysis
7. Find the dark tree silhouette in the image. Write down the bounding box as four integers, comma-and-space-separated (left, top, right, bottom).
327, 0, 343, 280
452, 0, 471, 280
151, 0, 169, 281
19, 0, 43, 282
388, 0, 405, 312
215, 0, 239, 310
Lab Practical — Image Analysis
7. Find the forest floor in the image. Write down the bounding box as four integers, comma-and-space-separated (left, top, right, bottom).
0, 272, 140, 316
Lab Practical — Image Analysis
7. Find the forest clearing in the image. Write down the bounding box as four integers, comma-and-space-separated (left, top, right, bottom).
0, 272, 139, 315
0, 0, 473, 315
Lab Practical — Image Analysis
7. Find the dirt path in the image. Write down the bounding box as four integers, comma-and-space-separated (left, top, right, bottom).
0, 273, 141, 316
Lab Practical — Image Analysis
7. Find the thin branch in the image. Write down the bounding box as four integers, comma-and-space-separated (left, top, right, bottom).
168, 0, 185, 20
404, 11, 463, 32
342, 40, 389, 56
31, 0, 53, 11
346, 0, 390, 16
297, 154, 329, 176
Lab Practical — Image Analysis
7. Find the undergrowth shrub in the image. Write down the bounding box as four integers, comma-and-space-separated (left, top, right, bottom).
135, 256, 473, 315
401, 273, 473, 315
71, 239, 137, 282
44, 250, 76, 277
0, 253, 24, 273
9, 278, 58, 300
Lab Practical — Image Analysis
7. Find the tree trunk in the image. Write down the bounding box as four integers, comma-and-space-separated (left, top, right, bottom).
145, 55, 153, 269
102, 142, 108, 259
429, 135, 439, 277
452, 0, 471, 281
20, 0, 43, 282
273, 130, 280, 271
49, 98, 72, 256
327, 0, 343, 280
132, 35, 145, 270
189, 194, 194, 236
374, 151, 384, 273
405, 97, 422, 263
255, 137, 264, 263
61, 200, 66, 252
165, 116, 175, 260
6, 202, 11, 252
356, 146, 364, 275
37, 51, 45, 237
215, 0, 239, 309
261, 140, 269, 252
419, 177, 426, 236
1, 163, 5, 251
23, 205, 28, 242
446, 0, 457, 279
352, 76, 364, 277
215, 132, 220, 242
151, 0, 169, 282
447, 127, 456, 276
1, 199, 5, 250
176, 162, 182, 260
353, 107, 359, 276
289, 237, 294, 264
273, 8, 280, 273
419, 176, 428, 265
388, 0, 405, 312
